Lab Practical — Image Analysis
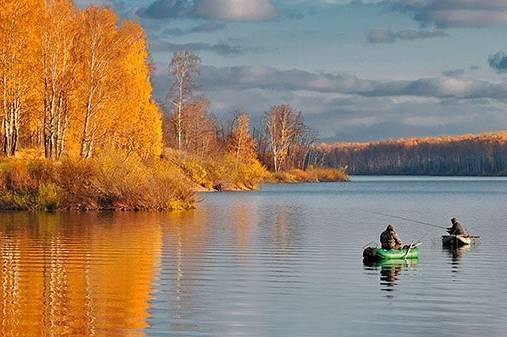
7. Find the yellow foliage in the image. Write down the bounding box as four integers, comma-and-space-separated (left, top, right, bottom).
268, 167, 349, 183
215, 154, 268, 190
0, 0, 163, 160
0, 155, 195, 211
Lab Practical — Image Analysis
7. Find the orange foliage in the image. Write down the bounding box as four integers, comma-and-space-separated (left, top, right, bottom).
0, 0, 163, 160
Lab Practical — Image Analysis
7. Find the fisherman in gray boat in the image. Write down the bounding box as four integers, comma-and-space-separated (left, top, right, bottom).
380, 225, 403, 250
447, 217, 467, 236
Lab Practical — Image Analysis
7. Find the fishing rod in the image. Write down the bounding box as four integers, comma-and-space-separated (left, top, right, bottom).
366, 210, 447, 230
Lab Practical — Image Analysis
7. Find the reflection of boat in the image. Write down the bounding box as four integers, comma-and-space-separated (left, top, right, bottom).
444, 244, 472, 260
364, 259, 418, 291
363, 258, 418, 268
363, 246, 419, 262
441, 235, 479, 247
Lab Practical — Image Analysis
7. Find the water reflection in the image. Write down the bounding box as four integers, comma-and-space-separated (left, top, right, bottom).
1, 179, 506, 337
0, 212, 163, 337
444, 245, 472, 273
161, 210, 209, 335
364, 259, 418, 295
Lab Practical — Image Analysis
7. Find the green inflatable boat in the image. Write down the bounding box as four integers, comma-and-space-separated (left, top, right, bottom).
363, 246, 420, 262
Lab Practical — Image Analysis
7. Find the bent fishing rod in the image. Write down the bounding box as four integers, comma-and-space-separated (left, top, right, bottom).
366, 210, 447, 230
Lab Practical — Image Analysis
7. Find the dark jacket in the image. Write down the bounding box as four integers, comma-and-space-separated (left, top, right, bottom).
447, 221, 466, 236
380, 227, 403, 250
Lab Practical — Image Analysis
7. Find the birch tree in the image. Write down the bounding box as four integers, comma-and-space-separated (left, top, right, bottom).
0, 0, 42, 156
41, 0, 78, 159
167, 50, 200, 152
264, 104, 304, 172
77, 7, 120, 158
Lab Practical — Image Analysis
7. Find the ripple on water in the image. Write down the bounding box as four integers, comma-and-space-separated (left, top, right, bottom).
1, 179, 507, 337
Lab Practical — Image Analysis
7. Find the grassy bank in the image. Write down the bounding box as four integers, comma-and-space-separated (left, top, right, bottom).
0, 151, 349, 211
168, 151, 349, 191
267, 167, 350, 184
0, 153, 195, 211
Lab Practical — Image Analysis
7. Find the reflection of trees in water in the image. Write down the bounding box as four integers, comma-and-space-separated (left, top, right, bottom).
159, 203, 260, 336
262, 205, 304, 255
233, 201, 256, 264
162, 210, 209, 335
0, 212, 163, 337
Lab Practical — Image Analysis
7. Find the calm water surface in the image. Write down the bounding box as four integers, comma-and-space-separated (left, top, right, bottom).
1, 177, 507, 337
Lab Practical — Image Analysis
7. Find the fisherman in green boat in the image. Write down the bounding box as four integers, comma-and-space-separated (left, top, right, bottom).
447, 217, 467, 236
380, 225, 403, 250
363, 225, 419, 262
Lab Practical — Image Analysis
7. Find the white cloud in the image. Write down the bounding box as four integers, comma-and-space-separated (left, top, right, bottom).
195, 0, 277, 21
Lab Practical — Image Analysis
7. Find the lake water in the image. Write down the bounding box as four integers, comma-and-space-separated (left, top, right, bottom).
1, 177, 507, 337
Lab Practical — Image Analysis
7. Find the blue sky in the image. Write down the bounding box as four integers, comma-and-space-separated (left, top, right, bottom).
80, 0, 507, 142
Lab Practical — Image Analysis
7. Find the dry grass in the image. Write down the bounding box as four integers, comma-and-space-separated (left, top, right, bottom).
0, 153, 195, 211
268, 167, 349, 183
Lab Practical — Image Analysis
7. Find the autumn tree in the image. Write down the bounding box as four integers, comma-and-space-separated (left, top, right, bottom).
286, 125, 318, 170
166, 97, 218, 158
0, 0, 43, 156
263, 104, 306, 172
110, 21, 163, 158
227, 112, 257, 168
41, 0, 79, 159
0, 1, 163, 161
167, 50, 201, 152
76, 6, 122, 159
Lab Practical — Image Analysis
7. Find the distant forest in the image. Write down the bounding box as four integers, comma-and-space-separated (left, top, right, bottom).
321, 132, 507, 176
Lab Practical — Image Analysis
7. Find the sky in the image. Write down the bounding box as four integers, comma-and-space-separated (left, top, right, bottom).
79, 0, 507, 142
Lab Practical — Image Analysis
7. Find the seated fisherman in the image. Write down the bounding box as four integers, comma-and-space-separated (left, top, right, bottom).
380, 225, 403, 250
447, 217, 467, 236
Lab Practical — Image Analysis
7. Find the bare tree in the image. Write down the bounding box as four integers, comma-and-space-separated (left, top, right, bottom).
167, 50, 200, 152
289, 125, 318, 169
264, 104, 305, 172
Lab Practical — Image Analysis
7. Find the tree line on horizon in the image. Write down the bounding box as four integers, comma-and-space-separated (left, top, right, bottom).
321, 133, 507, 176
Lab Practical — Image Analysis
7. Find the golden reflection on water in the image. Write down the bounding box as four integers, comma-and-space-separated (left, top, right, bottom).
0, 212, 163, 337
164, 210, 208, 326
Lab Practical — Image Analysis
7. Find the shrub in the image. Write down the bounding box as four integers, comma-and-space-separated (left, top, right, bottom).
267, 167, 349, 183
0, 154, 195, 211
37, 183, 62, 211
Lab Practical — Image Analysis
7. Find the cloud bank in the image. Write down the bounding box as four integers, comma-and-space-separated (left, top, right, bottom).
367, 29, 447, 43
163, 22, 227, 36
195, 0, 277, 21
386, 0, 507, 28
137, 0, 277, 21
190, 65, 507, 99
151, 64, 507, 141
151, 41, 249, 56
